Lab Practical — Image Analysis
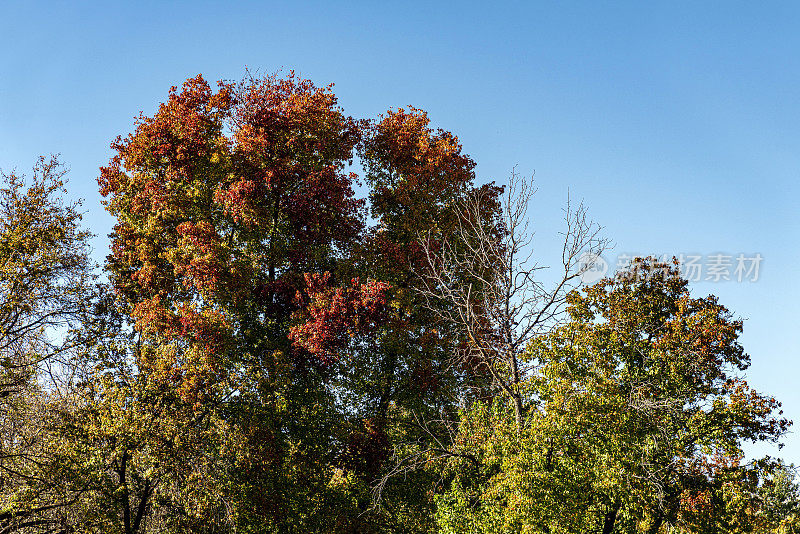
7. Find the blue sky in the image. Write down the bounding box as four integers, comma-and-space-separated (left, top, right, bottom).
2, 1, 799, 463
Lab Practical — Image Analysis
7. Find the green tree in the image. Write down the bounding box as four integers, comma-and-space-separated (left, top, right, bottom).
437, 258, 790, 534
759, 464, 800, 533
0, 156, 96, 532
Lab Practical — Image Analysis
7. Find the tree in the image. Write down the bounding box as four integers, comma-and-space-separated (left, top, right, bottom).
9, 71, 790, 534
759, 464, 800, 533
415, 168, 608, 431
0, 156, 96, 532
436, 258, 790, 534
96, 72, 373, 531
0, 155, 93, 399
95, 74, 505, 532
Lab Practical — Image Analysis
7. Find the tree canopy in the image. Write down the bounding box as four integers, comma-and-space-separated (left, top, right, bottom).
0, 72, 794, 534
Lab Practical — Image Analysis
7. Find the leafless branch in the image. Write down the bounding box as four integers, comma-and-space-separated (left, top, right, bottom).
415, 168, 609, 430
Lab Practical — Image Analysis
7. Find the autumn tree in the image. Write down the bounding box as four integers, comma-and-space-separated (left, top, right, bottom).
93, 72, 381, 531
88, 66, 514, 531
15, 70, 791, 534
0, 156, 93, 399
436, 258, 790, 534
0, 156, 96, 532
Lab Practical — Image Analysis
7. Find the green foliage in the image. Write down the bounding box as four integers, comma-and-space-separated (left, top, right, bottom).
0, 77, 794, 534
759, 464, 800, 533
436, 259, 792, 534
0, 156, 96, 531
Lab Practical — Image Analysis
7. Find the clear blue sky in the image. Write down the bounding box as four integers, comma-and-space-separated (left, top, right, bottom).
2, 1, 799, 463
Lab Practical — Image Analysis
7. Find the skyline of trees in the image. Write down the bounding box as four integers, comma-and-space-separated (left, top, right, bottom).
0, 72, 795, 533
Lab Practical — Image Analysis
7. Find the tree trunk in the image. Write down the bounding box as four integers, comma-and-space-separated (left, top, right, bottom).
601, 502, 620, 534
509, 351, 524, 431
118, 451, 132, 534
512, 392, 524, 430
647, 514, 663, 534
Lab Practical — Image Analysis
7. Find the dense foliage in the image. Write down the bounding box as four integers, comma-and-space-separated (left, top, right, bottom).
0, 73, 795, 533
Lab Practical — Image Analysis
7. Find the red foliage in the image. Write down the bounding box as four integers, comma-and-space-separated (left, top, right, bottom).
99, 73, 367, 398
289, 272, 391, 365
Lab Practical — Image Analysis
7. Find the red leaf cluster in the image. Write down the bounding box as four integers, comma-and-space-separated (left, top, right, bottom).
289, 272, 391, 365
